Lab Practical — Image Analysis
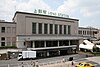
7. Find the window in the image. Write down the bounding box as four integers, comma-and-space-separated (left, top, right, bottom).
38, 23, 42, 34
55, 24, 58, 34
7, 27, 11, 33
1, 37, 5, 41
1, 42, 5, 46
50, 24, 53, 34
64, 25, 67, 34
32, 23, 36, 34
12, 27, 16, 33
44, 24, 48, 34
79, 30, 82, 34
68, 25, 71, 34
1, 27, 5, 33
59, 25, 62, 34
7, 42, 11, 46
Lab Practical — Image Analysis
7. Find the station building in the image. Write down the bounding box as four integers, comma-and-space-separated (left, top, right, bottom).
13, 11, 82, 58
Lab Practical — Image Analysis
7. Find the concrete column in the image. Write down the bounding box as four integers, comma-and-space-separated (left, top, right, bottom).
36, 23, 38, 34
47, 52, 49, 56
53, 24, 55, 34
48, 24, 50, 34
58, 50, 60, 55
44, 41, 46, 47
42, 23, 44, 34
62, 25, 64, 34
32, 41, 35, 48
58, 25, 59, 34
69, 40, 70, 46
58, 41, 59, 47
66, 25, 68, 34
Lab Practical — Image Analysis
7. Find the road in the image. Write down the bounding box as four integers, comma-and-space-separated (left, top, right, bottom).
0, 54, 99, 67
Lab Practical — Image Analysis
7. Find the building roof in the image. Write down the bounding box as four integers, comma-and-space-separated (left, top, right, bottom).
13, 11, 79, 21
0, 22, 16, 24
79, 27, 98, 30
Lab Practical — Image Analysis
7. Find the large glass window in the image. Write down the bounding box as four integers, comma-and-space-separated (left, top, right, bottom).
44, 24, 48, 34
50, 24, 53, 34
59, 25, 62, 34
55, 24, 58, 34
68, 25, 71, 34
35, 41, 44, 48
64, 25, 67, 34
38, 23, 42, 34
32, 23, 36, 34
1, 27, 5, 33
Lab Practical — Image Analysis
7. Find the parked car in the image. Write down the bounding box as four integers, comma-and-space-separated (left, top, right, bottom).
75, 62, 94, 67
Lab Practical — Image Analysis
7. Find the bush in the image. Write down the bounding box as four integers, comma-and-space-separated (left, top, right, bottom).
91, 52, 100, 54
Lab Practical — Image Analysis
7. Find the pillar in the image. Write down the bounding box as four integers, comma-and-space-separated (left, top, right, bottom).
36, 23, 38, 34
42, 23, 44, 34
32, 41, 35, 48
44, 41, 46, 47
69, 40, 70, 46
58, 41, 59, 47
48, 24, 50, 34
62, 25, 64, 34
47, 52, 49, 56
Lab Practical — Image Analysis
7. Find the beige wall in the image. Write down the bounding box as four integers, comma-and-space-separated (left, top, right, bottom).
14, 12, 78, 36
0, 22, 16, 46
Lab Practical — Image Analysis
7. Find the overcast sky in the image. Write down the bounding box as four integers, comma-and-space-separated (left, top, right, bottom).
0, 0, 100, 28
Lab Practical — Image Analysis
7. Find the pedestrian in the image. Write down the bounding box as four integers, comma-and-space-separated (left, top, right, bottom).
71, 61, 74, 65
33, 61, 35, 67
62, 58, 65, 63
21, 62, 24, 67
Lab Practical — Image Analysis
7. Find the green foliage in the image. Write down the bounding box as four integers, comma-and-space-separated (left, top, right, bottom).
91, 52, 100, 54
0, 46, 17, 49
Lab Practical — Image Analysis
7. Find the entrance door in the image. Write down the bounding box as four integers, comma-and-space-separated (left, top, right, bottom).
26, 41, 33, 48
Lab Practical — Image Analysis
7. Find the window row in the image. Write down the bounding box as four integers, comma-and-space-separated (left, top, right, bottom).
0, 37, 16, 42
0, 27, 16, 33
32, 22, 71, 35
0, 42, 16, 46
78, 30, 94, 35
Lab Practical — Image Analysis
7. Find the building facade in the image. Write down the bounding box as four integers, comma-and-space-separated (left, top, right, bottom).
0, 21, 16, 47
78, 27, 98, 39
13, 11, 81, 58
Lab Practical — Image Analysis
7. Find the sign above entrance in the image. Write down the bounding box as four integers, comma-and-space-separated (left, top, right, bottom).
33, 9, 69, 18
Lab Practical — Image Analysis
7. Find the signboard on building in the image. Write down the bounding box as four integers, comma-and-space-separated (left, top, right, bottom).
34, 9, 69, 18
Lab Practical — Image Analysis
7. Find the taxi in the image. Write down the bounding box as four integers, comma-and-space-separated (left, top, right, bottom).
75, 62, 94, 67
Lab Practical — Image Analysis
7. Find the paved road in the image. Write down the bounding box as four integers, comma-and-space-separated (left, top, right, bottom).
0, 54, 86, 67
0, 54, 99, 67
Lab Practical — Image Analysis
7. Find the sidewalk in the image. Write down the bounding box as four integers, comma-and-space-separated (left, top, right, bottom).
39, 61, 78, 67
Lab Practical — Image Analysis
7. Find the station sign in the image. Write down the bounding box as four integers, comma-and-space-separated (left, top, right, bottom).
33, 9, 69, 18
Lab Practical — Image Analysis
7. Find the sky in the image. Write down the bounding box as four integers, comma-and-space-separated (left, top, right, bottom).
0, 0, 100, 28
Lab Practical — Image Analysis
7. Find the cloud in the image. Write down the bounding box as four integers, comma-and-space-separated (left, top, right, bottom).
57, 0, 100, 17
57, 0, 79, 14
0, 0, 51, 21
16, 0, 51, 12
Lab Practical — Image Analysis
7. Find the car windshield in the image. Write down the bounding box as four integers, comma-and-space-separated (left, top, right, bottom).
79, 63, 83, 66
